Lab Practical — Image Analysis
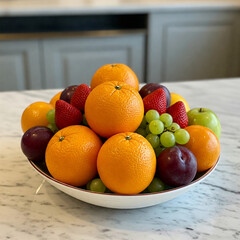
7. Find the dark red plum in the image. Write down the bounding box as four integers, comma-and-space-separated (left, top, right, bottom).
21, 126, 54, 162
157, 146, 197, 187
139, 83, 171, 107
60, 85, 78, 103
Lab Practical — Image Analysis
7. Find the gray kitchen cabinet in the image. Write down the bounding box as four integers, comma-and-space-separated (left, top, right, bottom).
42, 32, 146, 89
1, 10, 240, 91
0, 40, 42, 91
147, 11, 240, 83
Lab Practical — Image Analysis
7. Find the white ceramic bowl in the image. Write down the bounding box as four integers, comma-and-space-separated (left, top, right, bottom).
28, 158, 219, 209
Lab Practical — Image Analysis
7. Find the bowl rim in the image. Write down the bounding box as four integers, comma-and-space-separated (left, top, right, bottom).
28, 157, 219, 197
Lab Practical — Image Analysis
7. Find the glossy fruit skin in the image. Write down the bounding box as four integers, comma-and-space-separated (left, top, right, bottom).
149, 120, 164, 135
143, 88, 167, 115
174, 129, 190, 145
85, 81, 144, 138
157, 146, 197, 187
55, 100, 83, 129
90, 178, 106, 193
147, 177, 165, 193
167, 123, 180, 132
183, 125, 220, 172
159, 113, 173, 127
91, 63, 139, 91
45, 125, 102, 187
60, 85, 78, 103
71, 84, 91, 112
146, 133, 160, 148
139, 83, 171, 107
97, 132, 156, 195
46, 109, 55, 124
50, 91, 62, 108
47, 123, 58, 133
170, 93, 190, 112
167, 101, 188, 128
21, 126, 54, 161
187, 108, 221, 139
160, 131, 175, 148
21, 101, 54, 132
145, 110, 160, 123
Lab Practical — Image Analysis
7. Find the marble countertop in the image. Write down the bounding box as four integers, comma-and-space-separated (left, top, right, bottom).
0, 0, 240, 16
0, 79, 240, 239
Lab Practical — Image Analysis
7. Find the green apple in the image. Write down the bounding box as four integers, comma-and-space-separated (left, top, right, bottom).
187, 108, 221, 139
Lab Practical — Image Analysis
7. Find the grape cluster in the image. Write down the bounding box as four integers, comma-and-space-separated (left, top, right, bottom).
136, 110, 190, 156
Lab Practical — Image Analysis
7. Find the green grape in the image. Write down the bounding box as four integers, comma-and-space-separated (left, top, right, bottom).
139, 116, 148, 128
145, 110, 160, 123
135, 128, 147, 137
47, 123, 58, 133
46, 109, 55, 124
160, 113, 173, 128
90, 178, 106, 193
149, 120, 164, 135
146, 124, 151, 134
86, 180, 91, 190
167, 122, 180, 132
160, 131, 176, 148
82, 114, 88, 126
154, 146, 165, 157
146, 134, 160, 148
147, 178, 165, 193
174, 129, 190, 145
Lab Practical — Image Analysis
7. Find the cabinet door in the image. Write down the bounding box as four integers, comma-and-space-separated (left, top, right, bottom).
0, 40, 42, 91
147, 11, 240, 82
42, 33, 145, 89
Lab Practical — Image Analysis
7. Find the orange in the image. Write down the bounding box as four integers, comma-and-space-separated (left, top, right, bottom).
183, 125, 220, 172
85, 81, 144, 138
97, 132, 156, 194
50, 91, 62, 108
91, 63, 139, 91
21, 101, 54, 132
170, 93, 190, 112
45, 125, 102, 187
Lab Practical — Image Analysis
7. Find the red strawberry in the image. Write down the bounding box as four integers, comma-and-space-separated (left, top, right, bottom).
55, 100, 83, 129
167, 101, 188, 128
143, 88, 167, 115
71, 84, 91, 112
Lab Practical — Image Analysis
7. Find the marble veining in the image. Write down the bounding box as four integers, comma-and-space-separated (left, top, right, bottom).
0, 79, 240, 239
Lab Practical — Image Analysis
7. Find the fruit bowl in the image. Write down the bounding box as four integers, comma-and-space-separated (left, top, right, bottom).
21, 64, 221, 209
28, 157, 219, 209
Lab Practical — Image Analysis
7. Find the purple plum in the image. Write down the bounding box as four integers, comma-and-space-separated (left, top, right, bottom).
21, 126, 54, 161
60, 85, 78, 103
157, 146, 197, 187
139, 83, 171, 107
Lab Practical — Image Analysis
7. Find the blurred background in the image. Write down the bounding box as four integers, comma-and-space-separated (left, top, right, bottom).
0, 0, 240, 91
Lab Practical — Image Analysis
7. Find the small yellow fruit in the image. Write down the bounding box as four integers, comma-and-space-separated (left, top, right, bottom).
50, 91, 62, 108
21, 102, 54, 132
170, 93, 190, 112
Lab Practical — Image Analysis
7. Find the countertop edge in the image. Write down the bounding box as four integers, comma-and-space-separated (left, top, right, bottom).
1, 3, 240, 17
